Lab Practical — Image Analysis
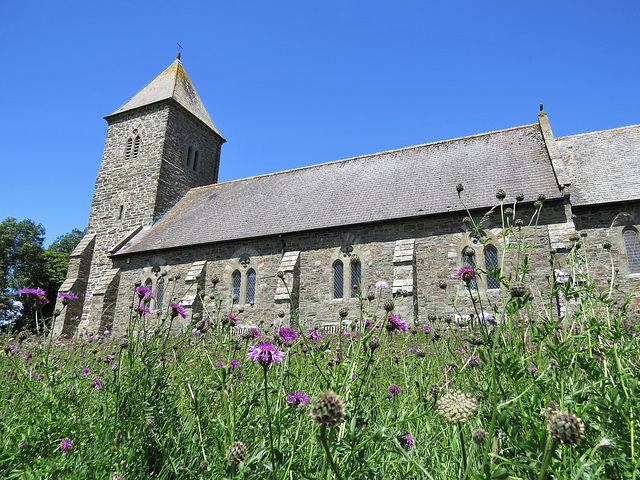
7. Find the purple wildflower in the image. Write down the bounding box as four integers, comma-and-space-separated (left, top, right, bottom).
456, 266, 477, 283
400, 433, 414, 451
387, 314, 408, 332
60, 439, 72, 455
18, 287, 49, 306
230, 359, 241, 368
93, 376, 102, 389
375, 280, 389, 289
135, 303, 152, 315
135, 285, 154, 299
57, 292, 78, 303
249, 328, 262, 338
388, 384, 402, 396
286, 390, 310, 405
278, 327, 300, 343
527, 366, 538, 372
81, 367, 90, 376
247, 341, 285, 366
227, 313, 238, 326
170, 302, 187, 319
307, 329, 321, 340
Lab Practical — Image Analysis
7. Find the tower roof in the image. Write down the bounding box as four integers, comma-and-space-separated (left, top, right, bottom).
106, 59, 224, 138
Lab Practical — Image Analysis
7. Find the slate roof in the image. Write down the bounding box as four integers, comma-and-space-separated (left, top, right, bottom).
106, 59, 224, 138
115, 122, 563, 255
557, 125, 640, 206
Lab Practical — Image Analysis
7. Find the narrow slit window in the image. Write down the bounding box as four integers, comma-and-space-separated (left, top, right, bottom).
350, 262, 361, 297
246, 269, 256, 304
484, 245, 500, 289
186, 146, 192, 167
232, 270, 241, 304
132, 136, 141, 158
156, 278, 165, 310
118, 205, 124, 220
333, 260, 344, 299
193, 150, 199, 171
623, 228, 640, 274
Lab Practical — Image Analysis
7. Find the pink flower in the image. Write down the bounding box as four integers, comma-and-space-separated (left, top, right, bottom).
247, 342, 285, 366
456, 266, 477, 283
60, 439, 72, 454
170, 302, 187, 319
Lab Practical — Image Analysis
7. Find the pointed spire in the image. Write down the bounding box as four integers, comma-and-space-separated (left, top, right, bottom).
107, 60, 223, 139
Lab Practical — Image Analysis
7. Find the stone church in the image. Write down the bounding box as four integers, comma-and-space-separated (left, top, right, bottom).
53, 57, 640, 336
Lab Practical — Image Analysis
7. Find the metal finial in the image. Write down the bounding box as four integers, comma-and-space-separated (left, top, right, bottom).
177, 42, 183, 60
540, 103, 544, 112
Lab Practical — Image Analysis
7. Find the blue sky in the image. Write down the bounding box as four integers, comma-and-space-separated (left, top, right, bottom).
1, 1, 638, 245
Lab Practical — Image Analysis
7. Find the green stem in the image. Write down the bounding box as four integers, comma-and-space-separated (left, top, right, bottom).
263, 365, 277, 478
319, 425, 344, 480
537, 437, 558, 480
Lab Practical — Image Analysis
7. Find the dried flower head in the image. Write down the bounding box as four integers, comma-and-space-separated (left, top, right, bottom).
496, 189, 506, 200
338, 307, 349, 319
437, 390, 477, 423
510, 282, 527, 298
311, 391, 345, 427
515, 218, 524, 227
547, 412, 585, 445
603, 240, 612, 250
225, 441, 248, 465
516, 193, 525, 202
383, 299, 395, 312
473, 428, 488, 444
456, 183, 464, 193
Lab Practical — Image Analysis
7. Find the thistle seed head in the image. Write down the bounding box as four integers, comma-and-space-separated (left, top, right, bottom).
311, 391, 345, 427
547, 412, 585, 445
225, 441, 249, 465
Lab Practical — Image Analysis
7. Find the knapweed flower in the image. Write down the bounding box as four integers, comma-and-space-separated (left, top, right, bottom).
278, 327, 300, 343
134, 303, 152, 315
547, 412, 585, 445
456, 266, 477, 284
18, 287, 49, 306
247, 341, 285, 366
375, 280, 389, 289
60, 439, 73, 455
93, 376, 103, 389
386, 314, 408, 333
249, 328, 262, 338
286, 390, 310, 405
225, 441, 248, 465
134, 285, 153, 299
387, 385, 402, 397
307, 329, 321, 340
311, 391, 345, 427
81, 367, 91, 376
169, 302, 187, 319
57, 292, 78, 305
399, 433, 414, 451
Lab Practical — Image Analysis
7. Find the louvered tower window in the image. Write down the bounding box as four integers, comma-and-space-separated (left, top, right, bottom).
484, 245, 500, 289
132, 136, 141, 158
125, 138, 133, 160
623, 228, 640, 274
333, 260, 344, 299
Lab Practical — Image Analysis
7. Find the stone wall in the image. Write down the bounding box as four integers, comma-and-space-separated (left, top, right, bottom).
99, 200, 620, 335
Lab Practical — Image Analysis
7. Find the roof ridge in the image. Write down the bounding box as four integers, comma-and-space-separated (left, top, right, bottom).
556, 123, 640, 141
192, 123, 539, 191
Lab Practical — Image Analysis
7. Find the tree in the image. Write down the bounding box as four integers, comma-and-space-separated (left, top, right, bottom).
0, 218, 84, 331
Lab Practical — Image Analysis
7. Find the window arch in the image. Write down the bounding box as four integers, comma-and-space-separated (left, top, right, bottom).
232, 270, 242, 305
333, 260, 344, 299
246, 269, 256, 304
332, 246, 363, 299
623, 228, 640, 274
484, 245, 500, 289
185, 144, 199, 172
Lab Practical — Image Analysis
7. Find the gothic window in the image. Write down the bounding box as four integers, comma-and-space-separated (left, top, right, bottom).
623, 228, 640, 274
333, 260, 344, 299
350, 261, 361, 297
484, 245, 500, 289
186, 146, 193, 168
231, 256, 256, 305
247, 269, 256, 304
156, 278, 165, 309
232, 270, 241, 305
332, 246, 363, 299
193, 151, 199, 171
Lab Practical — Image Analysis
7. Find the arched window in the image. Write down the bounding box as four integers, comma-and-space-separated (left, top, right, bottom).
125, 138, 133, 160
333, 260, 344, 299
186, 146, 192, 168
132, 136, 141, 158
350, 261, 361, 297
246, 269, 256, 303
193, 151, 199, 171
623, 228, 640, 274
232, 270, 241, 304
156, 278, 165, 309
484, 245, 500, 289
145, 278, 153, 290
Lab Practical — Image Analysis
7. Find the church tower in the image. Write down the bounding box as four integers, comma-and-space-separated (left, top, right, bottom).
54, 56, 225, 334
